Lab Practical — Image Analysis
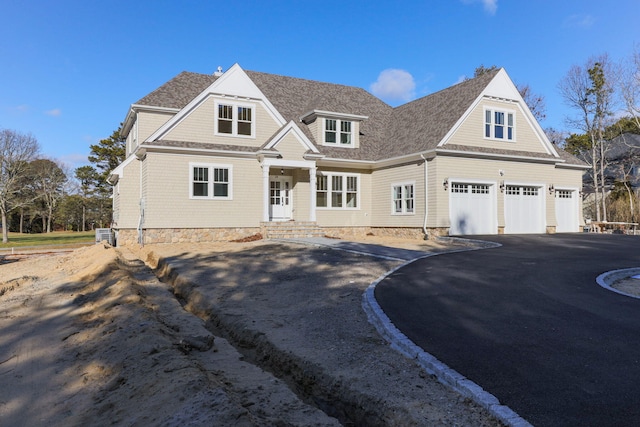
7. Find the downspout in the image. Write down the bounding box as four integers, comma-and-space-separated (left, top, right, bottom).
138, 157, 144, 247
420, 154, 429, 239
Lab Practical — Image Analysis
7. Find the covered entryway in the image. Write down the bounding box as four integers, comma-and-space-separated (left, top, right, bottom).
555, 189, 579, 232
449, 182, 496, 235
504, 185, 545, 233
269, 176, 292, 221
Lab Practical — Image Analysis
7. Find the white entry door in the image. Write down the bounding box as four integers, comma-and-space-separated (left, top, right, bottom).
270, 177, 292, 221
555, 189, 578, 232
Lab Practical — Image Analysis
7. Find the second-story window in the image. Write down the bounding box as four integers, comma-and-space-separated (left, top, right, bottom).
216, 102, 254, 137
324, 118, 353, 146
484, 108, 514, 141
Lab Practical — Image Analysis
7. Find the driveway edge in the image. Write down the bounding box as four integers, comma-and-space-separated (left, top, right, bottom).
362, 241, 533, 427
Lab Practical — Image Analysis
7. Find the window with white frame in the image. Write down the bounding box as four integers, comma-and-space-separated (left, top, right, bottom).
190, 163, 232, 199
216, 101, 254, 137
316, 173, 359, 208
324, 118, 354, 146
392, 182, 415, 214
484, 108, 514, 141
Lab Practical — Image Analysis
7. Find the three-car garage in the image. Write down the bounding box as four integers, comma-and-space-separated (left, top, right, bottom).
448, 181, 580, 235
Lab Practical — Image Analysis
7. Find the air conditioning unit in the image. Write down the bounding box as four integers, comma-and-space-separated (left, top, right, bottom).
95, 228, 114, 245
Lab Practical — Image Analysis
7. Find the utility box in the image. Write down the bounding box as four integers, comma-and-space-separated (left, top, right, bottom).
95, 228, 114, 245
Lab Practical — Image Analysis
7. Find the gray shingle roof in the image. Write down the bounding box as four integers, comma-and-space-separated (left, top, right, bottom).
133, 67, 584, 165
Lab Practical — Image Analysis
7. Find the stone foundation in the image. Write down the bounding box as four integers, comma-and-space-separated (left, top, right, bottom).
114, 227, 261, 247
115, 225, 455, 246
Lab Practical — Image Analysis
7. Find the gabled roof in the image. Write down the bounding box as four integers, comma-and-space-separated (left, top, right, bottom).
387, 70, 498, 159
135, 71, 218, 109
127, 66, 585, 166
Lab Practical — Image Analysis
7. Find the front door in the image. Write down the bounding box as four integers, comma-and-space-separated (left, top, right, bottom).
269, 176, 293, 221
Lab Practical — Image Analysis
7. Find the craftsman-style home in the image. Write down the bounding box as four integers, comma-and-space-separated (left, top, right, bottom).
109, 64, 587, 245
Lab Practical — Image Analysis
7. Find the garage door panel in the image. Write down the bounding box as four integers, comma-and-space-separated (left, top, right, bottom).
450, 183, 496, 235
504, 185, 545, 234
556, 190, 578, 232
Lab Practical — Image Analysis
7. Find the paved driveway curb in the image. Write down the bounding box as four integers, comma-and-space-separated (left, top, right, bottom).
359, 240, 531, 427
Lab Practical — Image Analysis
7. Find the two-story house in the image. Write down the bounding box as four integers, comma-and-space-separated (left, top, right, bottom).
109, 64, 587, 246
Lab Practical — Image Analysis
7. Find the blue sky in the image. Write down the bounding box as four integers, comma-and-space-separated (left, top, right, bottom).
1, 0, 638, 170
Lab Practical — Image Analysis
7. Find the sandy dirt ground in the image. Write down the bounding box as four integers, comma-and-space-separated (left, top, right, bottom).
1, 236, 505, 426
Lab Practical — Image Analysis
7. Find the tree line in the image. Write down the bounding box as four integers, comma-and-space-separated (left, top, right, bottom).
558, 47, 640, 223
0, 128, 124, 243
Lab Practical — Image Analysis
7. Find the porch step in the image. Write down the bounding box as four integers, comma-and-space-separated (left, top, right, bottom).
261, 221, 325, 239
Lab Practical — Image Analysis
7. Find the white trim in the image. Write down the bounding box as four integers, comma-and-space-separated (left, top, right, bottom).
315, 172, 361, 210
214, 99, 256, 138
391, 181, 416, 215
189, 162, 233, 200
300, 109, 368, 123
483, 106, 516, 142
261, 158, 316, 169
321, 117, 355, 147
263, 121, 320, 153
145, 64, 286, 142
437, 68, 559, 158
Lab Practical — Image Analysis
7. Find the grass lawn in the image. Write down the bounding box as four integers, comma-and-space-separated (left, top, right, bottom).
0, 231, 95, 248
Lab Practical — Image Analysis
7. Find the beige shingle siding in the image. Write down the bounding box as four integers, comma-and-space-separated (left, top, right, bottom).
139, 111, 173, 142
274, 132, 308, 160
115, 159, 141, 229
163, 97, 281, 147
141, 153, 262, 228
370, 162, 425, 227
432, 155, 583, 229
315, 168, 372, 227
446, 99, 548, 154
293, 169, 310, 220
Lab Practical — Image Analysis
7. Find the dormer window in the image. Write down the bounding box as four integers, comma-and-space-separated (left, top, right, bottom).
485, 108, 514, 141
215, 101, 254, 137
324, 118, 353, 146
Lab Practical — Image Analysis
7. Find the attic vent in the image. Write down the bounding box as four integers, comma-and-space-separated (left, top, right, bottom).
213, 66, 223, 77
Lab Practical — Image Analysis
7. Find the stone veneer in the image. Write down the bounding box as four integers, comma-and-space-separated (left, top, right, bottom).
114, 226, 454, 246
115, 228, 261, 246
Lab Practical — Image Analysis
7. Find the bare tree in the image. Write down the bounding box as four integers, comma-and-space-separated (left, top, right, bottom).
620, 45, 640, 130
0, 129, 40, 243
559, 55, 616, 221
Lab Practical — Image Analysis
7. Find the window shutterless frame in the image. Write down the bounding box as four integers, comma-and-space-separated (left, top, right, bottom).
484, 107, 515, 141
189, 163, 233, 200
214, 100, 255, 138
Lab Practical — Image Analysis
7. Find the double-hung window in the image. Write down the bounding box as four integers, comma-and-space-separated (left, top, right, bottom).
216, 101, 254, 137
392, 182, 415, 215
324, 118, 353, 146
190, 163, 232, 200
316, 173, 359, 208
484, 108, 514, 141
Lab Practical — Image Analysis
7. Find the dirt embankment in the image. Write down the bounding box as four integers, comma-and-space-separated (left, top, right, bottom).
0, 239, 503, 426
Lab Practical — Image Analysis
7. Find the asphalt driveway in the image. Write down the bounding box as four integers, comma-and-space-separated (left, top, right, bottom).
375, 234, 640, 427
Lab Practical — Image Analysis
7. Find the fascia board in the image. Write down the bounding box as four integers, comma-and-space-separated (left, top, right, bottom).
137, 143, 258, 159
145, 64, 286, 142
263, 121, 320, 153
436, 147, 560, 164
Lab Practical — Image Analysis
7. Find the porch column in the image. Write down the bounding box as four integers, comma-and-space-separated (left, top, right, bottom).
262, 165, 270, 222
309, 167, 317, 222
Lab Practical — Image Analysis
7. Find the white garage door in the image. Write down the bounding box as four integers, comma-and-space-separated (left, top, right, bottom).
555, 189, 578, 232
449, 182, 496, 235
504, 185, 545, 234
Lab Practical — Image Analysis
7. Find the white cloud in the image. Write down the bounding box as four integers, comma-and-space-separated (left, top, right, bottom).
461, 0, 498, 15
563, 14, 595, 29
370, 69, 416, 103
45, 108, 62, 117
